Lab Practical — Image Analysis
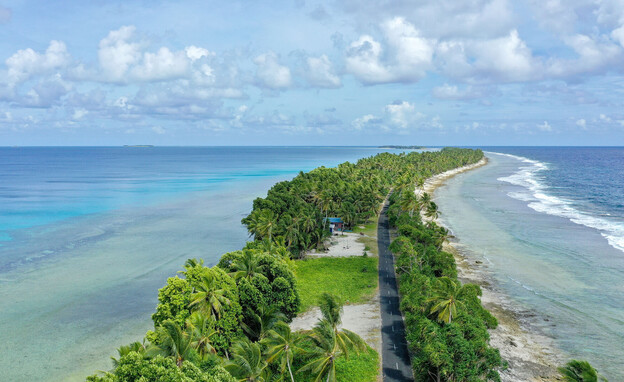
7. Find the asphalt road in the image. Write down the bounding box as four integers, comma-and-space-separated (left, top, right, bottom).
378, 201, 415, 381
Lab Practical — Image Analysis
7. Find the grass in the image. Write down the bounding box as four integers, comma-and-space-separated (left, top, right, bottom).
294, 344, 379, 382
295, 256, 378, 312
358, 236, 378, 256
352, 218, 378, 237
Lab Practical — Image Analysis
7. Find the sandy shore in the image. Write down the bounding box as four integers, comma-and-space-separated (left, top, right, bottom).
427, 156, 562, 381
305, 232, 367, 257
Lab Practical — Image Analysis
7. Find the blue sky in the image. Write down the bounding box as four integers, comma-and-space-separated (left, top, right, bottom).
1, 0, 623, 146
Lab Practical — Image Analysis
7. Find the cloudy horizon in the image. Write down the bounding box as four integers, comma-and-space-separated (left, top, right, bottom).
1, 0, 624, 146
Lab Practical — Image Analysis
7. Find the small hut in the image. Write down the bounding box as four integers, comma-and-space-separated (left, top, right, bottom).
326, 217, 344, 233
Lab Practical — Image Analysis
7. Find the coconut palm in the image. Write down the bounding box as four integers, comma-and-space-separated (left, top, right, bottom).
230, 250, 260, 281
149, 320, 196, 367
426, 277, 466, 324
262, 321, 304, 382
317, 293, 366, 355
225, 338, 267, 381
189, 271, 231, 320
242, 303, 287, 341
186, 311, 217, 357
111, 341, 148, 368
425, 201, 440, 220
558, 360, 608, 382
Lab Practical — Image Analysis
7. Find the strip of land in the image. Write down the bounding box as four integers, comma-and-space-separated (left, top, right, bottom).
425, 156, 563, 381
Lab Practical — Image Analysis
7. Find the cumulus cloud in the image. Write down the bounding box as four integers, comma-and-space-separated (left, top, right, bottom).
131, 47, 189, 81
384, 101, 424, 128
6, 40, 71, 85
254, 52, 292, 89
305, 55, 341, 88
98, 26, 142, 82
352, 114, 380, 130
537, 121, 552, 131
346, 17, 434, 84
185, 46, 212, 61
351, 100, 438, 132
576, 118, 587, 128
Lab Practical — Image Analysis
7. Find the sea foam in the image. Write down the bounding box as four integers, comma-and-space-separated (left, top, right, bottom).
491, 152, 624, 254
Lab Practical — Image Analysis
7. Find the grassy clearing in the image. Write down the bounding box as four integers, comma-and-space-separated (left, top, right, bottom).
358, 236, 378, 256
295, 256, 378, 312
352, 218, 378, 237
294, 345, 379, 382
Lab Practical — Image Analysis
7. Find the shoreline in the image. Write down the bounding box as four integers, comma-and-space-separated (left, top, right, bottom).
424, 156, 563, 381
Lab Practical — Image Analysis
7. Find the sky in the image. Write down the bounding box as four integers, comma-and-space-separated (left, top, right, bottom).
1, 0, 624, 146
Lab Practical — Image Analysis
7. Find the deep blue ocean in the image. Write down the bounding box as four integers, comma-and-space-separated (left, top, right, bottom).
0, 146, 396, 381
436, 147, 624, 380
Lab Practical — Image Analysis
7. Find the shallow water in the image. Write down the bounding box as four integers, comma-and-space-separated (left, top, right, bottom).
0, 146, 396, 381
435, 150, 624, 380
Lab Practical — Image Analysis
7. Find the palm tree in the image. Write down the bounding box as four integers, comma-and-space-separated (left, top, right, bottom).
426, 277, 466, 324
230, 251, 260, 281
299, 320, 350, 382
262, 322, 304, 382
317, 293, 366, 355
150, 320, 196, 367
400, 192, 420, 217
189, 271, 231, 320
242, 304, 287, 342
419, 192, 432, 211
425, 201, 440, 220
558, 360, 608, 382
225, 338, 267, 381
186, 311, 217, 357
246, 209, 277, 241
111, 341, 147, 368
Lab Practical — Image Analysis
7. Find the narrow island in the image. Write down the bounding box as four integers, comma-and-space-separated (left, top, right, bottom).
86, 148, 604, 382
378, 145, 425, 149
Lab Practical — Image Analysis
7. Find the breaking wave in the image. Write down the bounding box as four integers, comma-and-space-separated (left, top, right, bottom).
492, 152, 624, 254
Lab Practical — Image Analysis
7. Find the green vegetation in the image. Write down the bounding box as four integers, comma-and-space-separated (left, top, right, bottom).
87, 147, 501, 381
388, 189, 503, 381
296, 257, 378, 312
558, 360, 608, 382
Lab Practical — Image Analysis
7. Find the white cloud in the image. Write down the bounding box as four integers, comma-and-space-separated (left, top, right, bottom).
384, 101, 423, 128
6, 40, 71, 85
131, 47, 189, 81
599, 113, 612, 122
470, 30, 538, 82
576, 118, 587, 128
72, 108, 88, 120
305, 55, 341, 88
346, 18, 434, 84
254, 52, 292, 89
152, 125, 165, 134
185, 46, 212, 61
98, 26, 142, 82
612, 25, 624, 48
352, 114, 379, 130
537, 121, 552, 131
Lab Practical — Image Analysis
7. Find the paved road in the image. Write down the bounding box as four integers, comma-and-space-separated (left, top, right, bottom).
378, 200, 414, 381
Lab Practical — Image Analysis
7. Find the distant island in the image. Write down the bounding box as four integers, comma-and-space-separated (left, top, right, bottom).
123, 145, 154, 147
378, 145, 425, 149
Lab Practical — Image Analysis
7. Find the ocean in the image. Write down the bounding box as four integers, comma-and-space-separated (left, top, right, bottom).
435, 147, 624, 380
0, 146, 395, 381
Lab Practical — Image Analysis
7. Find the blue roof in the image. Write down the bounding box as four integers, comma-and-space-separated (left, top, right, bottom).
327, 217, 343, 223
